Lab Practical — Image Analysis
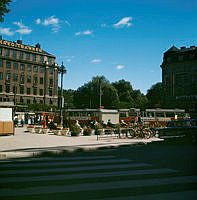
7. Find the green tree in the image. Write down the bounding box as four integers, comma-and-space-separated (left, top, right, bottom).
146, 82, 164, 107
73, 76, 119, 109
0, 0, 11, 22
63, 89, 75, 108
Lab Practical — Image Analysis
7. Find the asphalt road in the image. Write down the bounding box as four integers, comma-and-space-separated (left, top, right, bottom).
0, 140, 196, 200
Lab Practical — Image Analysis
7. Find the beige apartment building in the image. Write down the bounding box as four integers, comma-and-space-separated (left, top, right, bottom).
0, 37, 58, 106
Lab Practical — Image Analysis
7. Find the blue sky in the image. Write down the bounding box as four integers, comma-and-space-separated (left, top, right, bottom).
0, 0, 197, 94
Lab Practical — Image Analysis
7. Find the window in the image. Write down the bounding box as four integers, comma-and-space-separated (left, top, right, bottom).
0, 72, 3, 80
5, 49, 10, 57
27, 64, 32, 72
33, 76, 38, 84
27, 99, 31, 104
33, 87, 37, 95
20, 74, 25, 84
20, 64, 25, 71
26, 53, 30, 60
19, 51, 24, 59
27, 75, 31, 83
40, 77, 44, 84
12, 50, 17, 58
20, 86, 24, 94
49, 67, 54, 74
40, 55, 44, 62
6, 72, 11, 83
32, 54, 36, 62
48, 57, 52, 64
40, 66, 44, 73
13, 86, 17, 94
6, 85, 10, 93
39, 89, 43, 95
49, 78, 53, 87
0, 47, 2, 55
6, 61, 11, 68
49, 88, 53, 96
0, 59, 2, 67
178, 55, 183, 61
27, 88, 31, 95
13, 63, 18, 69
13, 73, 18, 81
0, 85, 2, 93
33, 65, 38, 72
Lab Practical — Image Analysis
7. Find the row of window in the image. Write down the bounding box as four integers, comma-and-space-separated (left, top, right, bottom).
0, 72, 54, 86
0, 97, 54, 104
0, 85, 53, 96
0, 60, 55, 74
0, 47, 54, 64
164, 53, 195, 63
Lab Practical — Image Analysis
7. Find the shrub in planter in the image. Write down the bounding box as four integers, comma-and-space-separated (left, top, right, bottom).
83, 128, 92, 136
94, 123, 103, 135
70, 125, 81, 136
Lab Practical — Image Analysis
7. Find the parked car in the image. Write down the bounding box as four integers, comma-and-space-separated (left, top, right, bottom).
157, 119, 197, 142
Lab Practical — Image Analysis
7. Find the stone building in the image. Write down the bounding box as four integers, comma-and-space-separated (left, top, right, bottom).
160, 45, 197, 117
0, 37, 58, 106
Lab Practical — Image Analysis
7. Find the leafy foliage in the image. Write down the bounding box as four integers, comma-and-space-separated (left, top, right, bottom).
0, 0, 11, 22
146, 82, 164, 107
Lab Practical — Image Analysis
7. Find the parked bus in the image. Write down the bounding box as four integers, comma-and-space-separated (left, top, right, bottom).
64, 109, 119, 125
119, 108, 189, 126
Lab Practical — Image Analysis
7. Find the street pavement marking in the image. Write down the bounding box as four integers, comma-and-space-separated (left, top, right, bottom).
0, 168, 176, 183
0, 163, 152, 175
0, 155, 116, 163
0, 158, 132, 168
0, 176, 196, 196
100, 190, 197, 200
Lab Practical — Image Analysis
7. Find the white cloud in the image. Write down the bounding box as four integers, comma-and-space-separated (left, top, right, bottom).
15, 29, 32, 34
113, 17, 133, 28
35, 18, 41, 24
91, 59, 101, 63
43, 16, 59, 26
13, 21, 32, 35
75, 30, 93, 36
116, 65, 125, 70
0, 28, 14, 36
35, 16, 61, 33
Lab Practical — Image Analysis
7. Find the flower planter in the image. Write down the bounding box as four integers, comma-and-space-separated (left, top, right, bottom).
42, 128, 50, 134
26, 126, 35, 133
53, 130, 61, 135
34, 127, 42, 134
71, 131, 80, 136
83, 129, 92, 136
95, 129, 104, 135
61, 128, 70, 136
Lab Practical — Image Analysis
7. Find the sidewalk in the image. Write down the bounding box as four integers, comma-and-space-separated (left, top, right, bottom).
0, 126, 163, 159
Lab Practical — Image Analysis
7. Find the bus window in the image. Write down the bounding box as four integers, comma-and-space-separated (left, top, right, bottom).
156, 112, 165, 117
120, 113, 127, 117
165, 112, 174, 117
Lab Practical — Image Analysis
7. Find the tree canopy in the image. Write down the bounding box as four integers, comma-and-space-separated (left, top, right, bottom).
146, 82, 163, 107
0, 0, 11, 22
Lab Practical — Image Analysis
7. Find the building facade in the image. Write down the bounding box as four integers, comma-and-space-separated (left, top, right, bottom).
0, 37, 58, 106
160, 45, 197, 117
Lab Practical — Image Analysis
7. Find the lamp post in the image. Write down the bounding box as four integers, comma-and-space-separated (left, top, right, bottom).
58, 62, 67, 126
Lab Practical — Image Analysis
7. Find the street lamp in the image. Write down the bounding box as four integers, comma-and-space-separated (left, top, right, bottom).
58, 62, 67, 125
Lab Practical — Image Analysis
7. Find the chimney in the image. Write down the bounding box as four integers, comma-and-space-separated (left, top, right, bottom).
17, 40, 22, 44
180, 46, 186, 50
35, 43, 40, 49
